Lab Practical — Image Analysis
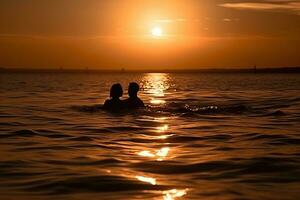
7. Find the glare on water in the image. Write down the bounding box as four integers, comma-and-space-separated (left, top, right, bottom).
142, 73, 170, 105
163, 189, 188, 200
156, 125, 169, 132
136, 176, 157, 185
138, 147, 170, 161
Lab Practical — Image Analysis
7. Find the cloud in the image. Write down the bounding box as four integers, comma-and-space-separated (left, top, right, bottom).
219, 1, 300, 15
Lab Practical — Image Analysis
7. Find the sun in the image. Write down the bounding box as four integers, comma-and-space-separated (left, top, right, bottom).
152, 27, 163, 37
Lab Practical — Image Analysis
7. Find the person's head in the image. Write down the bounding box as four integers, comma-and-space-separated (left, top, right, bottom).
128, 82, 140, 97
110, 83, 123, 99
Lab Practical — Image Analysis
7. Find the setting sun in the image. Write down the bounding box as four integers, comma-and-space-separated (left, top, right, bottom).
152, 27, 163, 37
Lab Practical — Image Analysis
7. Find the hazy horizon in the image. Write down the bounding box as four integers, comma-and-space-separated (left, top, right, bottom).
2, 66, 300, 71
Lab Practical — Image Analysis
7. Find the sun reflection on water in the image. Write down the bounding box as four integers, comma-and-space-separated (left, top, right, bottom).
136, 176, 157, 185
156, 124, 169, 132
163, 189, 188, 200
155, 134, 174, 140
142, 73, 170, 105
151, 99, 167, 105
138, 147, 170, 161
135, 175, 188, 200
134, 74, 187, 199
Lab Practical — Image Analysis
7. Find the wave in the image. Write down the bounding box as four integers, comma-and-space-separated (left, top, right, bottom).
0, 129, 72, 139
131, 156, 299, 178
15, 175, 172, 195
71, 103, 289, 119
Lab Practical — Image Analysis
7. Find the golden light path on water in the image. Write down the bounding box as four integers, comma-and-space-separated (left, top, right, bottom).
135, 174, 188, 200
163, 189, 188, 200
135, 76, 188, 199
137, 116, 170, 162
136, 175, 157, 185
105, 73, 188, 199
138, 147, 170, 161
157, 125, 169, 132
142, 73, 170, 105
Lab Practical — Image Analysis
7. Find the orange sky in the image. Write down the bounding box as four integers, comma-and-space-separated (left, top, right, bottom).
0, 0, 300, 70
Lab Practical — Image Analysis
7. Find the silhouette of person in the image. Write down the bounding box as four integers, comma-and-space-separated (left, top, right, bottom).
103, 83, 123, 111
123, 82, 145, 109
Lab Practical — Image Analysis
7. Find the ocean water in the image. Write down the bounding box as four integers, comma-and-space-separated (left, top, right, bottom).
0, 72, 300, 200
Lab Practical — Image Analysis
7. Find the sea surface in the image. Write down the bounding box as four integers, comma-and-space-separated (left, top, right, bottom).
1, 72, 300, 200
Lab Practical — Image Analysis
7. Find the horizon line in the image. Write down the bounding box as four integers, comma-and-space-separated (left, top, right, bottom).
1, 66, 300, 73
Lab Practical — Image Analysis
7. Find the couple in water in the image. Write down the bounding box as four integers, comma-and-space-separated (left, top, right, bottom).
104, 82, 144, 112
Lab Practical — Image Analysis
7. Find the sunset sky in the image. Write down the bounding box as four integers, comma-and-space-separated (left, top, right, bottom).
0, 0, 300, 70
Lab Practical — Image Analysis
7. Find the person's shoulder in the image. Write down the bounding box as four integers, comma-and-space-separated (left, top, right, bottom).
104, 99, 112, 108
137, 98, 145, 107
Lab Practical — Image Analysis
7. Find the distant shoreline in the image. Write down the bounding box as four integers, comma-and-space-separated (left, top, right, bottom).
1, 67, 300, 74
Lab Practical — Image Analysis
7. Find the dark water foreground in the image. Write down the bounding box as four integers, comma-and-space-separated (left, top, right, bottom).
0, 72, 300, 200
